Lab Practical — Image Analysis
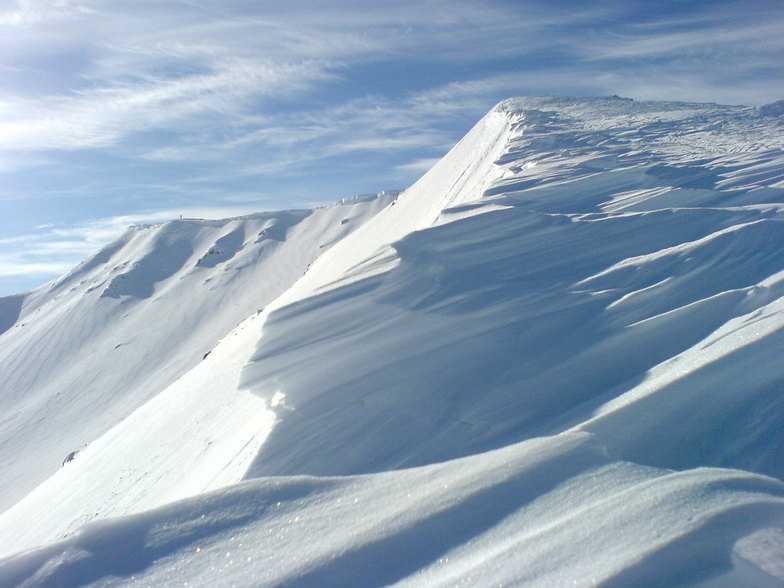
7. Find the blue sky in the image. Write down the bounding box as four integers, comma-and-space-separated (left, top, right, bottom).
1, 0, 782, 295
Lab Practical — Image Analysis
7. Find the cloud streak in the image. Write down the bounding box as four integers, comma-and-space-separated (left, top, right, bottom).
0, 0, 96, 27
0, 58, 337, 151
2, 0, 781, 158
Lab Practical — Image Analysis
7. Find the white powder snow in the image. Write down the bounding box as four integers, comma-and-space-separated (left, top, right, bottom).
1, 96, 783, 587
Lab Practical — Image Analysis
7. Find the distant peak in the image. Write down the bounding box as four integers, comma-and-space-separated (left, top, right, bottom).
759, 100, 784, 117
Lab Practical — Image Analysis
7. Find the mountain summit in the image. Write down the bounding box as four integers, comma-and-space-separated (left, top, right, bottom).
1, 96, 784, 586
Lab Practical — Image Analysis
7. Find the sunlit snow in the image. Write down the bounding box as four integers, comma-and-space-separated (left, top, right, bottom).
1, 96, 783, 587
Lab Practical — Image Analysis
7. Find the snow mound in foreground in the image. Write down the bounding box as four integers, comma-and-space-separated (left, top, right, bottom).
3, 433, 784, 587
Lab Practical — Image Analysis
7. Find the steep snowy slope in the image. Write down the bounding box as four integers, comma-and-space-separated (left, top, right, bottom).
1, 96, 783, 586
239, 97, 784, 480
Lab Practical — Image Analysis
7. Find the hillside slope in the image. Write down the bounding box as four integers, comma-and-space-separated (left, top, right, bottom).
1, 96, 783, 586
0, 193, 395, 513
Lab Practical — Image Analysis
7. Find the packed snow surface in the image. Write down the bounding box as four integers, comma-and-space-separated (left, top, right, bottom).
1, 96, 783, 586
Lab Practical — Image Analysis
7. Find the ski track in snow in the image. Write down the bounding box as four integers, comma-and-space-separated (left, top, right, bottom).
1, 96, 784, 586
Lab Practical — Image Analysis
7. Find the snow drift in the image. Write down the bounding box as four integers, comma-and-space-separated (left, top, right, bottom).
1, 96, 783, 586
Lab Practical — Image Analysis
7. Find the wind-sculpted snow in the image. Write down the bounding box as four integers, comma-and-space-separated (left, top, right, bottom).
239, 98, 784, 482
1, 97, 784, 586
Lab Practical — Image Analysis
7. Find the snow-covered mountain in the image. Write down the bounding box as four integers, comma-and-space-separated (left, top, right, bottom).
1, 96, 783, 587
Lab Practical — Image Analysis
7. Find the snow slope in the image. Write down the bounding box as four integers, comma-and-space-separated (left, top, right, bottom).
0, 193, 394, 513
1, 96, 783, 586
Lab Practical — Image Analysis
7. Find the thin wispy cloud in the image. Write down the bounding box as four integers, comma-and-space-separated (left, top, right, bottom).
395, 158, 442, 174
208, 75, 532, 179
586, 19, 783, 63
0, 0, 95, 27
0, 58, 336, 151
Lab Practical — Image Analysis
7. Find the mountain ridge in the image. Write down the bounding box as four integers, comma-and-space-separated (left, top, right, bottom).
1, 95, 783, 586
